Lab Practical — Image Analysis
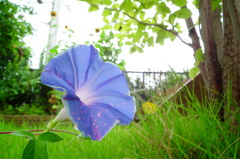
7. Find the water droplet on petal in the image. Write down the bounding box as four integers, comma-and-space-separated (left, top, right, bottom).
97, 111, 102, 118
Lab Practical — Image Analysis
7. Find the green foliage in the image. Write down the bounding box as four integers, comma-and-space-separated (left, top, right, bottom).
172, 0, 187, 7
12, 131, 35, 140
159, 69, 188, 89
23, 140, 38, 159
0, 63, 52, 114
79, 0, 193, 53
0, 0, 33, 77
0, 0, 52, 115
11, 131, 63, 159
47, 89, 65, 114
189, 48, 203, 79
38, 132, 63, 143
189, 66, 199, 79
173, 7, 192, 19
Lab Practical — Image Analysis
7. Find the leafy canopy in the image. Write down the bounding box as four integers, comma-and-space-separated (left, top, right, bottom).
79, 0, 192, 53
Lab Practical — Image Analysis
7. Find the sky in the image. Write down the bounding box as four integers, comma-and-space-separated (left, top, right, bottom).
17, 0, 195, 72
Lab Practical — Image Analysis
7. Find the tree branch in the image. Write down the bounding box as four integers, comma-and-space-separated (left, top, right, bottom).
184, 16, 201, 52
88, 2, 193, 48
184, 9, 207, 82
105, 7, 192, 47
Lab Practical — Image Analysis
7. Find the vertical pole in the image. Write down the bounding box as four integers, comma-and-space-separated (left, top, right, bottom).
143, 72, 145, 88
44, 0, 62, 64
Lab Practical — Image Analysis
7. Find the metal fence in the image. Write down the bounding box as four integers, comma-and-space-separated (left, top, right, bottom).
123, 71, 189, 89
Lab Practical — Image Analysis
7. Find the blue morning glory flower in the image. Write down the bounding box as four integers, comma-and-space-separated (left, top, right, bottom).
41, 45, 136, 141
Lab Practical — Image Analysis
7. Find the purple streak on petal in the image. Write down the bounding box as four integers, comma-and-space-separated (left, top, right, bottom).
63, 99, 120, 141
76, 63, 130, 105
69, 45, 104, 91
40, 48, 76, 93
40, 67, 75, 94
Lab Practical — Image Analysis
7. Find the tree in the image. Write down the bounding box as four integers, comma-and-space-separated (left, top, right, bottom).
0, 0, 52, 114
78, 0, 240, 126
0, 0, 33, 77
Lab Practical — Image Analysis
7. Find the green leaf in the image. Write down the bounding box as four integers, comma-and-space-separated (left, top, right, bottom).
166, 32, 176, 41
173, 8, 192, 19
130, 46, 137, 53
135, 45, 144, 53
120, 0, 133, 13
189, 67, 200, 79
169, 14, 176, 24
157, 2, 171, 16
132, 23, 146, 42
147, 36, 154, 47
142, 32, 149, 43
125, 41, 132, 45
35, 140, 48, 159
11, 131, 35, 140
22, 139, 48, 159
38, 132, 63, 143
112, 12, 119, 22
102, 0, 112, 5
22, 140, 36, 159
173, 0, 187, 7
114, 23, 121, 30
156, 30, 166, 45
91, 0, 100, 3
138, 23, 146, 31
103, 17, 109, 24
88, 4, 99, 12
112, 3, 119, 9
140, 11, 145, 20
195, 48, 204, 62
102, 9, 112, 17
142, 1, 155, 9
211, 0, 221, 11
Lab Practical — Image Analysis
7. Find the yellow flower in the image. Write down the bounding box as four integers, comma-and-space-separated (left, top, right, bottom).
50, 11, 57, 17
142, 102, 157, 114
95, 28, 100, 33
65, 25, 68, 30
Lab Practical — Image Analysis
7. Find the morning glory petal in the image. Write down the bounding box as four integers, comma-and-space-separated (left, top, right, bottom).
76, 62, 130, 105
69, 45, 104, 91
41, 45, 103, 94
75, 61, 136, 123
40, 52, 75, 93
63, 98, 121, 141
91, 95, 135, 125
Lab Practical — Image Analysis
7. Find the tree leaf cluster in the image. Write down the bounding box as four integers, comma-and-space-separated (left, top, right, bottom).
80, 0, 192, 53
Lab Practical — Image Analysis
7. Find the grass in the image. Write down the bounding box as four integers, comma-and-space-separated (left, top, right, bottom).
0, 90, 239, 159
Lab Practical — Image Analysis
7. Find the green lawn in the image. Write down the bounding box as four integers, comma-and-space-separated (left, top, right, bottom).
0, 96, 239, 159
